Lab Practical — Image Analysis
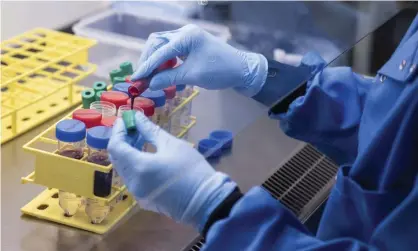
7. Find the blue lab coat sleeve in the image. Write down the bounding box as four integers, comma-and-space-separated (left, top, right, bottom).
254, 53, 373, 165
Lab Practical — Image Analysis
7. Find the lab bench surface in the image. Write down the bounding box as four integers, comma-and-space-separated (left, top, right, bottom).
2, 75, 303, 251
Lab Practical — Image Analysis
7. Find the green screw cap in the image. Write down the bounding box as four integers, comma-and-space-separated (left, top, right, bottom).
109, 69, 123, 83
95, 90, 105, 101
122, 110, 136, 132
113, 76, 126, 84
81, 88, 96, 109
119, 62, 133, 76
93, 81, 107, 93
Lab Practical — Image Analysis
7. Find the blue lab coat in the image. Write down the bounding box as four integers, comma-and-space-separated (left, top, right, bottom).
203, 15, 418, 251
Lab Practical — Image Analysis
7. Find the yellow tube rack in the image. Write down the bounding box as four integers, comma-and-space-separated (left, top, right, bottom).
21, 89, 199, 234
1, 28, 97, 144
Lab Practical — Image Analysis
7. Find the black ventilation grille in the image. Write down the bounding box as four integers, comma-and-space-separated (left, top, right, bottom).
184, 144, 338, 251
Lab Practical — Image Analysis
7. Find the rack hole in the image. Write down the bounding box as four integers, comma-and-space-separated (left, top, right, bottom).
57, 61, 71, 67
51, 193, 59, 199
34, 33, 46, 38
18, 79, 26, 84
75, 90, 82, 94
6, 125, 12, 130
1, 61, 7, 66
29, 73, 46, 79
122, 195, 128, 201
22, 117, 30, 121
43, 67, 58, 73
63, 213, 73, 218
6, 43, 22, 48
74, 64, 91, 72
1, 87, 8, 92
1, 50, 8, 55
61, 71, 78, 79
27, 47, 42, 53
36, 110, 44, 114
39, 42, 47, 46
63, 96, 68, 101
12, 53, 28, 60
21, 37, 36, 43
50, 103, 57, 107
37, 204, 49, 210
36, 57, 48, 63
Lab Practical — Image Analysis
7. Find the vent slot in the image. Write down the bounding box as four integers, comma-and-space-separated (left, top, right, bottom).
184, 144, 338, 251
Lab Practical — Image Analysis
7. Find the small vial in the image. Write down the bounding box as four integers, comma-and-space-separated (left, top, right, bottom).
141, 90, 169, 131
86, 126, 113, 224
171, 85, 187, 136
117, 104, 143, 118
181, 86, 194, 127
126, 97, 155, 119
163, 86, 176, 133
55, 119, 86, 216
90, 101, 117, 118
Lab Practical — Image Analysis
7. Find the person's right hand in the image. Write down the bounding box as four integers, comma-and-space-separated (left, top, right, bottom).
131, 24, 268, 97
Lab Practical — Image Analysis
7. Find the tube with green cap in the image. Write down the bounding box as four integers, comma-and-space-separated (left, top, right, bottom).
113, 76, 126, 84
109, 69, 124, 83
122, 110, 136, 132
93, 81, 107, 93
119, 62, 133, 76
81, 88, 96, 109
95, 90, 105, 101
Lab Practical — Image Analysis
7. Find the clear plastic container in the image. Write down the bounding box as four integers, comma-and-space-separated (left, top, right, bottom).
117, 104, 143, 118
90, 101, 117, 118
73, 10, 231, 79
55, 119, 86, 216
141, 90, 170, 131
127, 97, 155, 118
181, 86, 194, 128
86, 126, 113, 224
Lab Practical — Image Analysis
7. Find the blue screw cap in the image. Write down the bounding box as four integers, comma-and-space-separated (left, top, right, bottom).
141, 89, 166, 107
198, 138, 222, 158
112, 82, 130, 95
209, 130, 233, 150
56, 119, 86, 143
86, 126, 112, 149
176, 84, 186, 92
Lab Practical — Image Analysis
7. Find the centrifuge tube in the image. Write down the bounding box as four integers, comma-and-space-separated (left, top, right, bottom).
141, 90, 170, 131
55, 119, 86, 216
86, 126, 113, 224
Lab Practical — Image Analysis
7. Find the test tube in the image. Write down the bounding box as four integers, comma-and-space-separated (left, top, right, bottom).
126, 97, 155, 119
117, 105, 143, 118
90, 101, 117, 118
171, 85, 187, 136
163, 86, 176, 133
86, 126, 113, 224
141, 90, 169, 131
55, 119, 86, 216
90, 101, 117, 128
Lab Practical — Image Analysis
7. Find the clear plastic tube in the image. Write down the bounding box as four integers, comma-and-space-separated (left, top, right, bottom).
90, 101, 117, 117
117, 105, 143, 118
56, 121, 85, 217
85, 126, 113, 224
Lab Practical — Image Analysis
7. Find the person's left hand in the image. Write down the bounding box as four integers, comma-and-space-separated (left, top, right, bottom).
107, 112, 237, 231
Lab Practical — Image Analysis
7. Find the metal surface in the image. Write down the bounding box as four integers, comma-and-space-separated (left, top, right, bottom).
2, 74, 302, 250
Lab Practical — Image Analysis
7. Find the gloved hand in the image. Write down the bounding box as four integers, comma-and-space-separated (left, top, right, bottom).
131, 24, 268, 97
107, 112, 237, 231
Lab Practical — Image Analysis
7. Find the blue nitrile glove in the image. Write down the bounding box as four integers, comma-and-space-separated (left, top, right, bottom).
107, 112, 237, 231
131, 24, 268, 97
